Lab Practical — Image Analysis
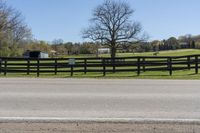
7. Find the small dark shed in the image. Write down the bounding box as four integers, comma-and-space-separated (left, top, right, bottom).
23, 51, 49, 58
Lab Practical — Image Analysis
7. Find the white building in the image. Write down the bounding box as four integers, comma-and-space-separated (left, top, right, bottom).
98, 48, 110, 54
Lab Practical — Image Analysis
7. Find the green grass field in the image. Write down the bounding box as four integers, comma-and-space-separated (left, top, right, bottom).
121, 49, 200, 57
66, 49, 200, 58
1, 49, 200, 79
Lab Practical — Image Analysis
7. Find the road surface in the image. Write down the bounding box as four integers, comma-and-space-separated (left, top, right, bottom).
0, 78, 200, 132
0, 78, 200, 119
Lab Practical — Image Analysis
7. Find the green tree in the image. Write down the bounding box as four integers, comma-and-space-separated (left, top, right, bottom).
166, 37, 180, 50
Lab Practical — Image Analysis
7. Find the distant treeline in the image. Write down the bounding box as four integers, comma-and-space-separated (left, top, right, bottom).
134, 35, 199, 53
1, 34, 200, 57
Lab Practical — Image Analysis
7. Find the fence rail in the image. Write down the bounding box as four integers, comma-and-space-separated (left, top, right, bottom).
0, 54, 199, 77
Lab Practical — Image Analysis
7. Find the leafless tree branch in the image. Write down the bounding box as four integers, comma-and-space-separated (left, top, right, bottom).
82, 0, 147, 58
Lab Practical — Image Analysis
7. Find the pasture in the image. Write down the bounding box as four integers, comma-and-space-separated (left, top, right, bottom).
1, 49, 200, 79
67, 49, 200, 58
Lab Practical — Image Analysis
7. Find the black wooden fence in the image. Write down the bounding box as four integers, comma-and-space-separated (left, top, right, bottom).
0, 54, 199, 77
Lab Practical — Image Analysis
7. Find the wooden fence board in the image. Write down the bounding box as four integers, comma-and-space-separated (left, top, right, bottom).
0, 55, 199, 77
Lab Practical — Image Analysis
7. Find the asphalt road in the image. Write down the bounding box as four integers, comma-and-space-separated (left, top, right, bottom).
0, 78, 200, 119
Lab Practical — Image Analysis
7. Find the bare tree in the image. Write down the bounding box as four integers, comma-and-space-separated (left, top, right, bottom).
0, 0, 31, 42
0, 0, 32, 57
83, 0, 146, 58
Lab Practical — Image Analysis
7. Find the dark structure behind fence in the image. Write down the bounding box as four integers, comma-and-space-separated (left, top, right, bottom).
0, 55, 199, 77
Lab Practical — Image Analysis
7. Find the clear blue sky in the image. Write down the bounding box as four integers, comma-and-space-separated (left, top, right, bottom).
7, 0, 200, 42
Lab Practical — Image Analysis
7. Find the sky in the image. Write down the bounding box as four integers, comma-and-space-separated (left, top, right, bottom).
6, 0, 200, 42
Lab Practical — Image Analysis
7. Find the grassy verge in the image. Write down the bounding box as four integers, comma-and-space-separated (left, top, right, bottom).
1, 69, 200, 79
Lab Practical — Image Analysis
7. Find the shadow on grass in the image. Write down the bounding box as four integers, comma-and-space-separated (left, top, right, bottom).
187, 73, 198, 76
1, 70, 200, 79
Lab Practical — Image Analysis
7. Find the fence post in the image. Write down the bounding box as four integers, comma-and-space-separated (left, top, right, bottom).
55, 59, 57, 75
187, 56, 191, 70
84, 59, 87, 74
142, 57, 146, 72
103, 58, 106, 76
168, 57, 172, 76
137, 57, 141, 76
37, 59, 40, 77
4, 59, 7, 76
70, 65, 73, 76
0, 59, 2, 74
112, 58, 116, 73
195, 55, 198, 74
27, 59, 30, 75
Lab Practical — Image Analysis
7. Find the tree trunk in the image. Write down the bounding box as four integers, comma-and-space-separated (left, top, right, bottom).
111, 47, 116, 73
111, 47, 116, 59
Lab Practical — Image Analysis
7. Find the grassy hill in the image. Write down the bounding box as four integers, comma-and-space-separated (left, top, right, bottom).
119, 49, 200, 57
66, 49, 200, 58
